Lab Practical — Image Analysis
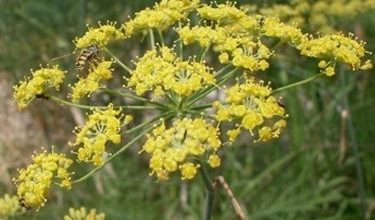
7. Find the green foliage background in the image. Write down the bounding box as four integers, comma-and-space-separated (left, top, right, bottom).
0, 0, 374, 219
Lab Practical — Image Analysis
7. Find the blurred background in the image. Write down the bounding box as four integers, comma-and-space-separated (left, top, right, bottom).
0, 0, 374, 219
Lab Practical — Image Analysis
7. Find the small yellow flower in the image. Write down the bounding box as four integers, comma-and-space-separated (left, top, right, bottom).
208, 154, 221, 168
74, 22, 124, 49
180, 162, 200, 180
142, 118, 221, 181
14, 150, 73, 209
123, 0, 199, 37
227, 128, 241, 142
214, 78, 287, 142
70, 104, 132, 166
70, 60, 114, 102
13, 66, 66, 109
127, 47, 215, 97
0, 194, 19, 219
63, 207, 105, 220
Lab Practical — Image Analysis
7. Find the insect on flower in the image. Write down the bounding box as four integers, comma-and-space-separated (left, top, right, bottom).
75, 44, 100, 72
18, 197, 31, 211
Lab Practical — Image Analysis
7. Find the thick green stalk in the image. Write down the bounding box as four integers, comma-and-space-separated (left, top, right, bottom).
200, 163, 215, 220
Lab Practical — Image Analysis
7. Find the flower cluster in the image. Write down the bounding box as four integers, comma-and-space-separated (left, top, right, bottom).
13, 66, 66, 109
300, 34, 372, 76
74, 22, 124, 49
63, 207, 105, 220
214, 78, 287, 142
127, 47, 215, 97
0, 194, 19, 219
70, 60, 114, 102
256, 0, 375, 33
122, 0, 199, 37
142, 118, 221, 181
179, 5, 273, 72
179, 2, 372, 75
69, 104, 132, 166
13, 151, 73, 209
260, 16, 307, 48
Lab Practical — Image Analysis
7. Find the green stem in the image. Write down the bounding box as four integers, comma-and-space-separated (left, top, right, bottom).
149, 28, 156, 50
200, 44, 211, 61
49, 95, 98, 109
125, 112, 172, 135
119, 105, 160, 110
200, 163, 215, 220
49, 95, 157, 110
190, 103, 213, 110
185, 110, 215, 120
157, 29, 165, 47
187, 68, 237, 107
272, 73, 324, 94
215, 64, 234, 77
101, 88, 167, 108
104, 47, 132, 73
178, 22, 183, 59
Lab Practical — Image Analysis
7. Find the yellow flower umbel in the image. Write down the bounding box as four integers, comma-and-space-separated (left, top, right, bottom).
13, 66, 66, 109
261, 16, 308, 48
197, 3, 258, 34
142, 118, 221, 181
214, 78, 287, 143
300, 34, 372, 76
70, 60, 114, 102
127, 47, 215, 97
74, 22, 124, 49
123, 0, 199, 37
63, 207, 105, 220
0, 194, 19, 219
69, 104, 132, 166
179, 6, 272, 72
14, 151, 73, 209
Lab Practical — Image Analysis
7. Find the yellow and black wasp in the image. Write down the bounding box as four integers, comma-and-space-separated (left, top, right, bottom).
75, 44, 100, 72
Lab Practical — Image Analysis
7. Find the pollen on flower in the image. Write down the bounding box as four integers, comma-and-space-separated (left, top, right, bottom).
70, 60, 114, 102
69, 104, 131, 166
126, 47, 215, 97
13, 65, 66, 109
214, 77, 287, 142
122, 0, 199, 37
13, 150, 73, 210
142, 118, 222, 181
74, 22, 124, 49
0, 194, 19, 219
63, 207, 105, 220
